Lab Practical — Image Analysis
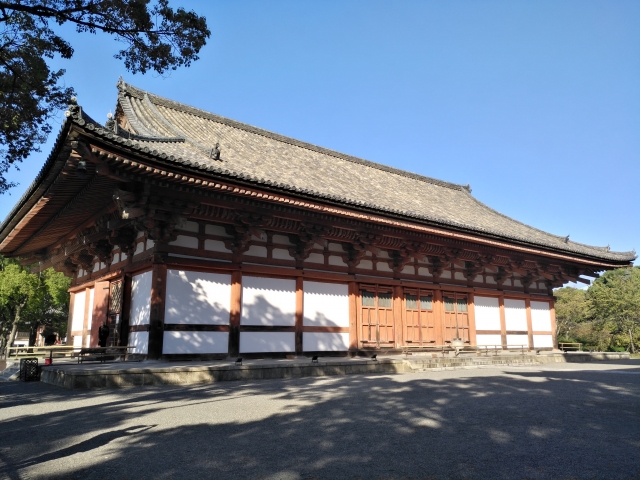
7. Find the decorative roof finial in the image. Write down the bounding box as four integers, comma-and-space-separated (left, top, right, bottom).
64, 96, 82, 120
105, 111, 117, 133
210, 142, 221, 160
116, 76, 126, 92
564, 235, 570, 243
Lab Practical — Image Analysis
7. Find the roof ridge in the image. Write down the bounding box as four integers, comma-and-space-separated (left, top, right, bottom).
118, 81, 469, 193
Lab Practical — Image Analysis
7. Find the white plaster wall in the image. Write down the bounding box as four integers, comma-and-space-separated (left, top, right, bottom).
272, 248, 294, 260
204, 239, 231, 253
73, 335, 83, 349
454, 271, 466, 280
418, 267, 431, 277
376, 262, 392, 272
531, 301, 552, 331
476, 334, 502, 346
177, 220, 199, 232
506, 334, 529, 347
272, 234, 292, 245
169, 235, 198, 249
130, 271, 152, 326
71, 290, 86, 331
240, 332, 295, 353
303, 332, 349, 351
474, 296, 501, 330
358, 260, 373, 270
328, 243, 344, 252
165, 270, 231, 325
402, 265, 415, 275
504, 299, 527, 331
129, 331, 149, 354
328, 256, 346, 266
533, 334, 554, 348
205, 224, 229, 236
305, 253, 324, 264
303, 282, 349, 327
134, 242, 144, 255
241, 276, 296, 326
162, 331, 229, 354
244, 245, 267, 257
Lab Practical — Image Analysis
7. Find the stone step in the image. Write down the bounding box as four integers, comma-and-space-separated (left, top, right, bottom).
0, 362, 21, 381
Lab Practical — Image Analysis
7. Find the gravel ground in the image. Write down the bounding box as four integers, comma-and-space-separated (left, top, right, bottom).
1, 361, 639, 480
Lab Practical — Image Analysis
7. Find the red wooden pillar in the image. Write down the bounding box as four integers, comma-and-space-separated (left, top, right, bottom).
228, 271, 242, 357
393, 285, 403, 348
348, 282, 358, 351
525, 298, 534, 351
66, 292, 75, 345
148, 264, 167, 360
549, 297, 558, 350
295, 277, 304, 355
91, 281, 110, 347
499, 295, 507, 348
82, 287, 92, 348
433, 289, 444, 345
468, 293, 477, 346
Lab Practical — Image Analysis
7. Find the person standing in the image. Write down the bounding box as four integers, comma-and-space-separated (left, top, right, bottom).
98, 322, 109, 348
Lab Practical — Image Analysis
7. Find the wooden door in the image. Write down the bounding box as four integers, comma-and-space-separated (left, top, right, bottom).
359, 286, 395, 348
404, 289, 436, 345
442, 293, 470, 343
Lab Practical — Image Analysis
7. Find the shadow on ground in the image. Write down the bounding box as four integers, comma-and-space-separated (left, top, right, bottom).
1, 364, 640, 479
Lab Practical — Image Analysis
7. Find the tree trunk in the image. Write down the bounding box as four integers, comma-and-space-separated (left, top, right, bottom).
5, 303, 23, 358
629, 329, 635, 354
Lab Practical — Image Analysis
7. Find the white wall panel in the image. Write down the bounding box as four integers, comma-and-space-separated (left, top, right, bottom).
130, 271, 152, 326
71, 290, 86, 331
73, 335, 83, 349
476, 334, 502, 346
204, 239, 231, 253
165, 270, 231, 325
169, 235, 198, 249
303, 282, 349, 327
533, 334, 554, 348
303, 332, 349, 351
506, 334, 529, 347
163, 331, 228, 354
239, 332, 295, 353
129, 331, 149, 354
531, 301, 552, 331
504, 299, 527, 331
241, 276, 296, 326
474, 296, 501, 330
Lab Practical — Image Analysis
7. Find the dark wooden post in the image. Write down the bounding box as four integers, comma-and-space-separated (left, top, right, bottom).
468, 293, 477, 346
148, 263, 167, 360
499, 295, 507, 348
525, 298, 534, 351
348, 282, 358, 352
228, 271, 242, 357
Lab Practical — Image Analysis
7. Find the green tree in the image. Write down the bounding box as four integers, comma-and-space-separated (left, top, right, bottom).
0, 0, 210, 194
0, 256, 71, 355
554, 286, 589, 341
588, 267, 640, 353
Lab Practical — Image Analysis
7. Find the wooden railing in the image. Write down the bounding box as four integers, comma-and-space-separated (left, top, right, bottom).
558, 342, 582, 352
402, 344, 529, 357
6, 345, 75, 359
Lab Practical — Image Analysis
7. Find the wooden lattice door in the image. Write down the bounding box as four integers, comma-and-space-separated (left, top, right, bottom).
360, 286, 395, 348
107, 280, 123, 346
404, 289, 436, 345
442, 293, 469, 343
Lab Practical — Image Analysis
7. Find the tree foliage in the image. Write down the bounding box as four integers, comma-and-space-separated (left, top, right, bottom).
0, 0, 210, 194
554, 266, 640, 352
0, 256, 71, 353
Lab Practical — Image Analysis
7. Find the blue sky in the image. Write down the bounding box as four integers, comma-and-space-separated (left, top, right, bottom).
2, 1, 638, 275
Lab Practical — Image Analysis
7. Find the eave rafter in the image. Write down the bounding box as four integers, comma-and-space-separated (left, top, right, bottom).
25, 135, 626, 286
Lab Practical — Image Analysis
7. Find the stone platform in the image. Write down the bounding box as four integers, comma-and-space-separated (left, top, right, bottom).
37, 351, 631, 389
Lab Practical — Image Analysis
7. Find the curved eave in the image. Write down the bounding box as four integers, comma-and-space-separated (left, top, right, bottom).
77, 119, 635, 267
0, 119, 74, 253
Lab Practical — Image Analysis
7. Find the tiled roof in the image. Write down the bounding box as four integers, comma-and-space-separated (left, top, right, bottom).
12, 79, 627, 263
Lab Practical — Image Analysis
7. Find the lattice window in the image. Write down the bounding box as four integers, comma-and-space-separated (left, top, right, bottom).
109, 281, 123, 314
